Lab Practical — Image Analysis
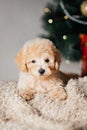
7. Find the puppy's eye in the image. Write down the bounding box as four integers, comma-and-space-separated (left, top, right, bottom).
45, 59, 49, 63
31, 60, 36, 63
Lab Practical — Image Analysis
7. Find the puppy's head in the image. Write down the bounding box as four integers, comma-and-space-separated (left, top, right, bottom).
16, 38, 61, 77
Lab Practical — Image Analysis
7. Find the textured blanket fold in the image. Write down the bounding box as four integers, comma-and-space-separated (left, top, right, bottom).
0, 77, 87, 130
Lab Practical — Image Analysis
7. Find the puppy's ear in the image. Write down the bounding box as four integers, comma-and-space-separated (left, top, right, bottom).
16, 49, 28, 72
54, 48, 61, 70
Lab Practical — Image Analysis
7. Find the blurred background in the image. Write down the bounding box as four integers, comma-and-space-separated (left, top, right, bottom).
0, 0, 85, 80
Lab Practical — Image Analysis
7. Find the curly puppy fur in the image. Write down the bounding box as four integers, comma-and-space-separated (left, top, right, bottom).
16, 38, 78, 101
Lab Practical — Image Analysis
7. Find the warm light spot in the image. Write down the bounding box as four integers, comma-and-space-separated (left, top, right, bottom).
44, 8, 51, 13
64, 15, 68, 19
48, 19, 53, 24
63, 35, 67, 40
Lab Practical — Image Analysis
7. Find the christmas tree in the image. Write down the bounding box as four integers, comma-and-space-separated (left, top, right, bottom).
41, 0, 87, 62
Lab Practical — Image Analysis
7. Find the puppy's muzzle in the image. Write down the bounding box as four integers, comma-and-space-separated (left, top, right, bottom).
38, 68, 45, 75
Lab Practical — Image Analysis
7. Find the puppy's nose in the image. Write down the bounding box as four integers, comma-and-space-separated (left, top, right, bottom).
39, 68, 45, 75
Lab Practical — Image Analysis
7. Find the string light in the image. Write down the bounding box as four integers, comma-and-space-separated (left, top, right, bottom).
48, 19, 53, 23
63, 35, 67, 40
65, 60, 70, 64
44, 8, 51, 13
64, 15, 68, 19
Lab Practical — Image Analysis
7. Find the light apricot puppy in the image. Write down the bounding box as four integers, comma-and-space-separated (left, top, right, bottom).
16, 38, 67, 101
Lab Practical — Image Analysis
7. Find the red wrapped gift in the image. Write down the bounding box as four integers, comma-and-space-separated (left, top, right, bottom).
80, 34, 87, 76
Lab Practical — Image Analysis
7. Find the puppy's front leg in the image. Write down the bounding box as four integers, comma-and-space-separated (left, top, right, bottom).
18, 88, 35, 100
17, 81, 35, 100
49, 82, 67, 101
51, 87, 67, 100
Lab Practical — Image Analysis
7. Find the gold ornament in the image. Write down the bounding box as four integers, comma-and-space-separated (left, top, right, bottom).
80, 0, 87, 17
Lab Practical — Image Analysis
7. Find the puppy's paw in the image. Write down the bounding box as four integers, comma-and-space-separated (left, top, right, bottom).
58, 89, 67, 100
18, 89, 35, 100
51, 88, 67, 101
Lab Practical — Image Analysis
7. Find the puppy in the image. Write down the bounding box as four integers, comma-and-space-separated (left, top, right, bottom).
16, 38, 70, 101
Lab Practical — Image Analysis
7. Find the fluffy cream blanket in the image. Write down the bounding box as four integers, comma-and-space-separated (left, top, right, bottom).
0, 77, 87, 130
